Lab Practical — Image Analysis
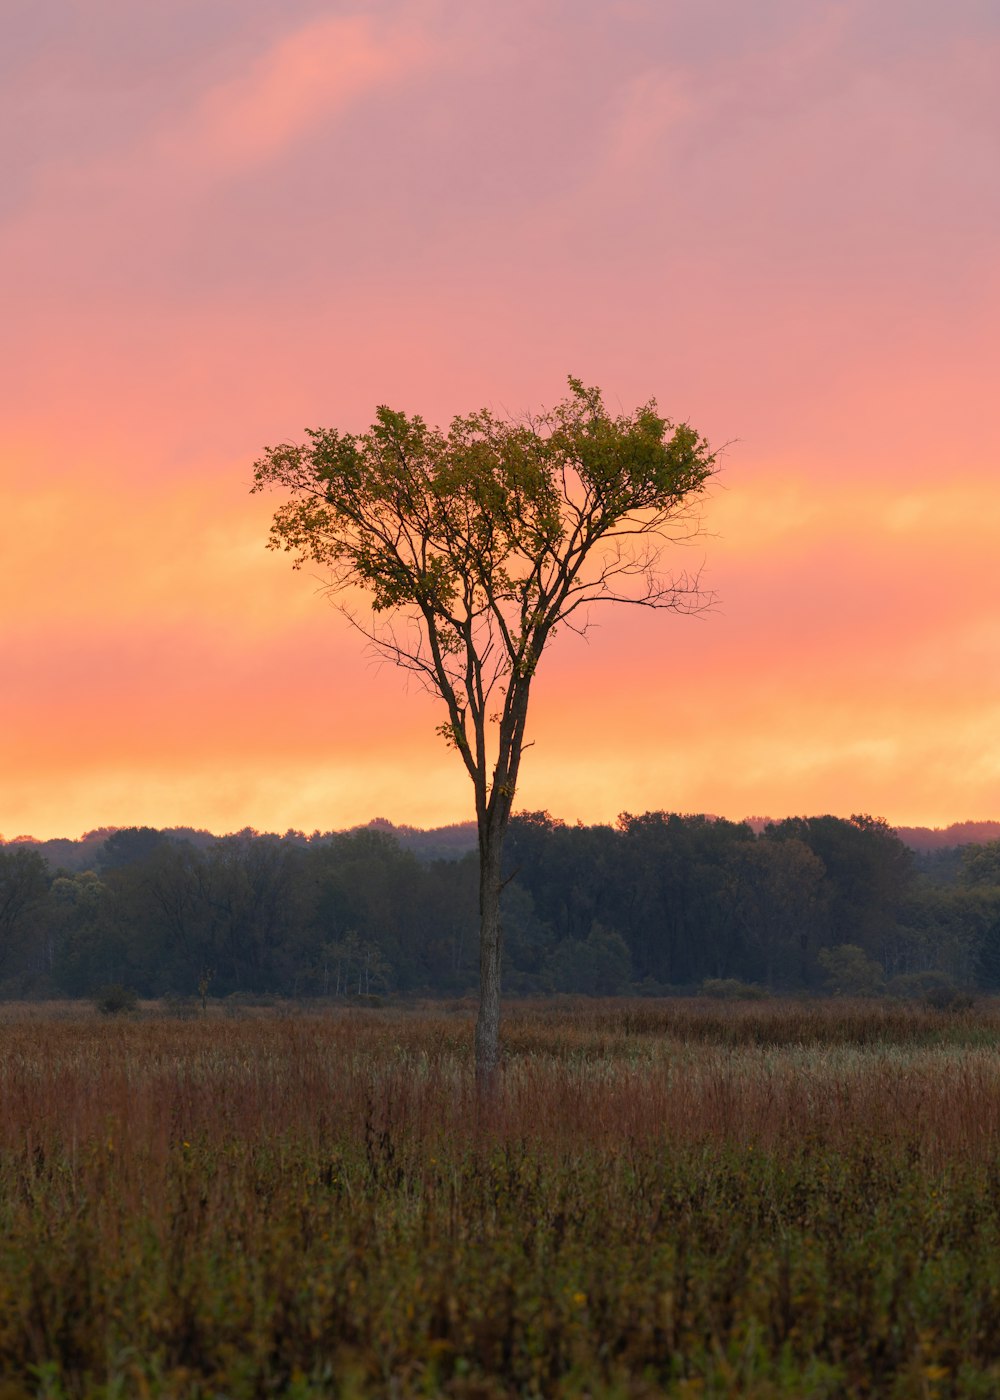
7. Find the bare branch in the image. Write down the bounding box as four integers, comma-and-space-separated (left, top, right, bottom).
253, 378, 721, 1085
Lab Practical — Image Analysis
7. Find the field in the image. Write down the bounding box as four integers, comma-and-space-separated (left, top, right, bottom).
3, 1000, 1000, 1398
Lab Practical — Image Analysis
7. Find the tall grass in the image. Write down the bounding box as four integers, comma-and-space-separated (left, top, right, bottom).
1, 1000, 1000, 1396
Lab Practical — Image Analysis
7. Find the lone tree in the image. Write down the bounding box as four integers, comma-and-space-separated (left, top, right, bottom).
253, 378, 717, 1084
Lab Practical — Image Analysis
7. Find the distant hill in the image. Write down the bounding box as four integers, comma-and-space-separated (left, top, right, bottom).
741, 818, 1000, 854
0, 818, 479, 869
894, 821, 1000, 852
6, 816, 999, 866
356, 818, 477, 860
0, 826, 220, 871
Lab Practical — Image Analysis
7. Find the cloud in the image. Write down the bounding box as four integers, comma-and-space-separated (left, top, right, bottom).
166, 12, 434, 171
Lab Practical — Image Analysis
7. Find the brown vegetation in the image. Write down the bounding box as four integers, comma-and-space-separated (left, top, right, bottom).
1, 999, 1000, 1396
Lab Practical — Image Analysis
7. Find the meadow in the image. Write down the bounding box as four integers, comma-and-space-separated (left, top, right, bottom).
3, 999, 1000, 1398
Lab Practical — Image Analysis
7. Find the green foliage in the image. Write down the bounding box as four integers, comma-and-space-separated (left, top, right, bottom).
93, 983, 138, 1015
766, 813, 914, 959
9, 816, 1000, 1002
976, 914, 1000, 990
961, 839, 1000, 887
543, 922, 632, 995
888, 969, 960, 1001
721, 836, 827, 985
818, 943, 885, 996
0, 847, 48, 980
923, 984, 975, 1013
97, 826, 169, 872
253, 380, 715, 622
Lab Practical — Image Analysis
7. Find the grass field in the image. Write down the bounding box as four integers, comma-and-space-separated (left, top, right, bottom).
2, 998, 1000, 1398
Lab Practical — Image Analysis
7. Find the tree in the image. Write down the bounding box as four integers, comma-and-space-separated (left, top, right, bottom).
612, 812, 754, 985
722, 837, 827, 985
253, 378, 717, 1085
0, 846, 48, 981
765, 813, 914, 966
960, 839, 1000, 888
97, 826, 169, 872
544, 921, 632, 995
817, 943, 885, 997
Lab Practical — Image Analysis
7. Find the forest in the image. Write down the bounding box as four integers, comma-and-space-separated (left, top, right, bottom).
2, 812, 1000, 1003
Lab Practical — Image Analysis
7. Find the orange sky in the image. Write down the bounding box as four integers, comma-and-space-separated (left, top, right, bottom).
3, 1, 999, 839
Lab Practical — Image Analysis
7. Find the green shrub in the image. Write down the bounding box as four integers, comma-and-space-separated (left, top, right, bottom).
885, 970, 973, 1012
924, 984, 975, 1013
700, 977, 768, 1000
888, 970, 958, 1002
818, 944, 884, 996
162, 994, 198, 1019
93, 984, 138, 1016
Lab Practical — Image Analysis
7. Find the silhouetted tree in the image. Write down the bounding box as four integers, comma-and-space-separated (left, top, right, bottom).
818, 944, 885, 996
764, 814, 914, 968
97, 826, 170, 872
961, 840, 1000, 888
612, 813, 755, 984
544, 921, 632, 995
254, 379, 717, 1084
48, 871, 108, 994
16, 819, 1000, 1001
0, 847, 48, 983
721, 838, 827, 984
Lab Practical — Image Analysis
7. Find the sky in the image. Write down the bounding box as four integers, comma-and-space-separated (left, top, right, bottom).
2, 0, 999, 840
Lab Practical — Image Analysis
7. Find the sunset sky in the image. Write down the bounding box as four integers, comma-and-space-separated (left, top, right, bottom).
3, 0, 999, 840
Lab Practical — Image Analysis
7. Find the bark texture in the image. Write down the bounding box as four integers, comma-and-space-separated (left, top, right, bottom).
474, 826, 505, 1092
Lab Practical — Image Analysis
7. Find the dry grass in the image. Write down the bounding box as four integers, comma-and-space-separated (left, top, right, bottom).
1, 999, 1000, 1397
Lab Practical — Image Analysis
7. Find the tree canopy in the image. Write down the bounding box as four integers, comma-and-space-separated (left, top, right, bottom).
6, 814, 1000, 1002
252, 378, 716, 826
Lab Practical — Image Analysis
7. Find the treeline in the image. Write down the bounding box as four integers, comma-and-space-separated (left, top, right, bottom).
2, 813, 1000, 1000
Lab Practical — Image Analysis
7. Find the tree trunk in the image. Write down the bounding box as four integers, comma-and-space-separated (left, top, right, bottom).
475, 822, 505, 1093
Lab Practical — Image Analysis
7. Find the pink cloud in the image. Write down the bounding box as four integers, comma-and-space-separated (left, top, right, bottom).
169, 13, 435, 171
